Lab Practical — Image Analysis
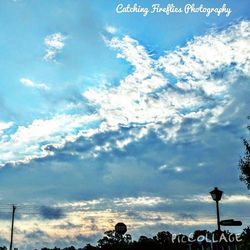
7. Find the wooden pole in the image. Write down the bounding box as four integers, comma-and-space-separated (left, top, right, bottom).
9, 205, 16, 250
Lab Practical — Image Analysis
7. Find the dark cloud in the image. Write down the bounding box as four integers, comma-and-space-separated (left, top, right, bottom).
54, 222, 82, 230
75, 234, 100, 243
25, 229, 48, 239
0, 211, 12, 220
0, 236, 8, 248
39, 206, 65, 220
178, 213, 197, 221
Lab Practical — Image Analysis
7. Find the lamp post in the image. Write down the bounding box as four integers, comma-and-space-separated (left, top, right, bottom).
115, 222, 127, 242
210, 187, 223, 232
115, 222, 127, 236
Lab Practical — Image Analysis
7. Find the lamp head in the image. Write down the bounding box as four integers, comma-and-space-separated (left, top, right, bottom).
210, 187, 223, 201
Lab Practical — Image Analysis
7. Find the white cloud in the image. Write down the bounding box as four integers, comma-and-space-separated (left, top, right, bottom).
158, 20, 250, 94
44, 33, 66, 61
57, 196, 171, 211
159, 164, 184, 173
84, 35, 169, 129
105, 25, 117, 34
0, 121, 13, 136
84, 20, 250, 144
20, 78, 50, 91
184, 195, 214, 203
0, 114, 98, 166
0, 21, 249, 167
113, 196, 171, 207
223, 195, 250, 203
184, 194, 250, 204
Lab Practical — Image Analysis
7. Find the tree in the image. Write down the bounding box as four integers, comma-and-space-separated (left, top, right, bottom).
137, 236, 157, 249
239, 117, 250, 189
191, 230, 211, 249
153, 231, 173, 248
83, 244, 97, 250
97, 230, 132, 249
239, 226, 250, 250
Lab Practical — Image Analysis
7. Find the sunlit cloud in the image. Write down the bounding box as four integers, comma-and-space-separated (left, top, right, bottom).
0, 195, 227, 249
0, 21, 249, 168
158, 164, 185, 173
184, 194, 250, 204
44, 33, 67, 61
20, 78, 50, 91
0, 121, 13, 135
105, 25, 117, 34
113, 196, 171, 207
0, 114, 98, 166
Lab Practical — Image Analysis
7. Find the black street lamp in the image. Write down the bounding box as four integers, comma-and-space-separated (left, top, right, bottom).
210, 187, 223, 232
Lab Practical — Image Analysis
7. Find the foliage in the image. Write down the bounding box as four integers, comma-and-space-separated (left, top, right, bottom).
2, 226, 250, 250
239, 226, 250, 250
239, 117, 250, 189
97, 230, 132, 250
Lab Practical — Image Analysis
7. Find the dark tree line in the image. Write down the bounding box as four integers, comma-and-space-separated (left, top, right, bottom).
240, 117, 250, 189
1, 227, 250, 250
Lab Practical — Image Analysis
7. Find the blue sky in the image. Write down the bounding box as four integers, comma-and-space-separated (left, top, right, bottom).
0, 0, 250, 249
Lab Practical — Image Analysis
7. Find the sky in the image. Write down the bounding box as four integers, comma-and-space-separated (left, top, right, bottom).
0, 0, 250, 249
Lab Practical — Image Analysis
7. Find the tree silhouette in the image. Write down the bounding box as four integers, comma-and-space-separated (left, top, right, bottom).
239, 117, 250, 189
1, 227, 248, 250
97, 230, 132, 250
83, 244, 97, 250
239, 226, 250, 250
153, 231, 172, 247
191, 230, 210, 249
136, 236, 157, 250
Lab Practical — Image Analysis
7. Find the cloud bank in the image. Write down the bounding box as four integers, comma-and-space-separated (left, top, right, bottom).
0, 21, 249, 168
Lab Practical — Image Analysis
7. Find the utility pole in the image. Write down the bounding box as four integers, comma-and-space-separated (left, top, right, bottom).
9, 205, 16, 250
